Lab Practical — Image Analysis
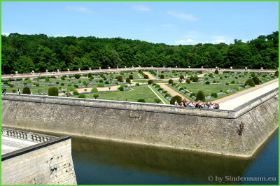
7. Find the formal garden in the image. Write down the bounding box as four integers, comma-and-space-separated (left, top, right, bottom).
2, 69, 277, 104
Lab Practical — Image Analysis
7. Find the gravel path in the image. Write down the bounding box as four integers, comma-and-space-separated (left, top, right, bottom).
157, 83, 189, 100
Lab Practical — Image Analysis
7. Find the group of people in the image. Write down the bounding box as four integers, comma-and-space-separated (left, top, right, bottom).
175, 100, 220, 109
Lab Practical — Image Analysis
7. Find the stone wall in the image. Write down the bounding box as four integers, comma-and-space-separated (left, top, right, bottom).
2, 90, 278, 158
2, 129, 77, 185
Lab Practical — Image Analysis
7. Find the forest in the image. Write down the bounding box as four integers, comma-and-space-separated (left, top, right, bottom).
2, 31, 278, 74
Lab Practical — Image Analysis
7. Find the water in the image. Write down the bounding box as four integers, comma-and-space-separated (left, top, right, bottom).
72, 130, 278, 184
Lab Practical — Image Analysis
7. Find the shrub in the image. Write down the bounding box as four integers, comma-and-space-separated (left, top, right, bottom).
148, 80, 153, 85
61, 76, 66, 80
170, 95, 182, 105
88, 73, 93, 79
160, 74, 164, 79
245, 79, 255, 87
231, 81, 235, 84
48, 87, 58, 96
12, 89, 16, 93
60, 83, 64, 86
252, 76, 261, 85
154, 98, 161, 103
118, 86, 124, 91
93, 94, 99, 99
205, 81, 210, 85
190, 75, 199, 82
168, 79, 173, 84
74, 74, 81, 79
214, 69, 219, 74
186, 79, 191, 84
56, 81, 59, 84
225, 82, 229, 85
117, 76, 123, 82
136, 83, 140, 86
129, 74, 134, 79
22, 87, 31, 94
126, 78, 131, 84
179, 87, 184, 91
196, 91, 205, 101
211, 92, 218, 98
45, 77, 50, 82
97, 83, 104, 87
180, 75, 184, 80
144, 74, 149, 79
78, 94, 86, 98
83, 81, 89, 87
73, 90, 79, 95
91, 87, 98, 93
137, 99, 145, 103
74, 84, 79, 88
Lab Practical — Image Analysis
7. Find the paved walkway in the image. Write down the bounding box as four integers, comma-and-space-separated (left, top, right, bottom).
157, 83, 189, 100
218, 79, 278, 110
2, 136, 37, 155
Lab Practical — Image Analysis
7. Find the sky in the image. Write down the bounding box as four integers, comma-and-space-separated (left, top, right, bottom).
2, 2, 278, 45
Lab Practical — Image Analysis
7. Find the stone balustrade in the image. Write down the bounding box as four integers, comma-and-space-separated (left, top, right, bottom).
2, 127, 57, 143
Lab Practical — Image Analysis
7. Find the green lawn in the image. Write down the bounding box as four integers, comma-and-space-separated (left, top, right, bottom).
97, 85, 160, 103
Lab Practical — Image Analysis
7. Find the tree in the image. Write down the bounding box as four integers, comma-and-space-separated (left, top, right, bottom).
170, 95, 182, 105
196, 91, 205, 101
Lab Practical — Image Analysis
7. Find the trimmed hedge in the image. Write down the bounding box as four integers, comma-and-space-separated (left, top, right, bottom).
48, 87, 59, 96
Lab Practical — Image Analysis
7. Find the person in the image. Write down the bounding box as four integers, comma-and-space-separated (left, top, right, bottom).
2, 88, 6, 95
17, 88, 21, 95
214, 103, 219, 109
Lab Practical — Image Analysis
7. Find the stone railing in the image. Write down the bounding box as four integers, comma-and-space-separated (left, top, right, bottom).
2, 127, 57, 143
2, 67, 277, 79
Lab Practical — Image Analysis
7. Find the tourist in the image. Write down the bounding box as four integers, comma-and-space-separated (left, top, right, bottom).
2, 88, 6, 95
17, 88, 21, 95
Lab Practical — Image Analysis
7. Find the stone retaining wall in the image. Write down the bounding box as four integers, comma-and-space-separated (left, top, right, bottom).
2, 90, 278, 158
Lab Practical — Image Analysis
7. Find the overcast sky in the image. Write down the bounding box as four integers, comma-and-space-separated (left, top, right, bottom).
2, 2, 278, 45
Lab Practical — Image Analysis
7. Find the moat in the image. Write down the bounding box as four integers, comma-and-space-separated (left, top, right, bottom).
72, 130, 278, 184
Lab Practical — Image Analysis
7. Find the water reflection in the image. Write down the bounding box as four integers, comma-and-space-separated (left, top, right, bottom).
72, 133, 276, 184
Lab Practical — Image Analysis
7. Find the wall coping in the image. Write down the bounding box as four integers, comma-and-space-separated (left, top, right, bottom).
3, 87, 278, 119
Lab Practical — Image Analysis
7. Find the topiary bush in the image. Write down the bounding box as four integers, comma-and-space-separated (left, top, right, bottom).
205, 81, 210, 85
196, 91, 205, 101
129, 74, 134, 79
22, 87, 31, 94
74, 74, 81, 79
118, 86, 124, 91
154, 98, 161, 103
252, 76, 261, 85
148, 80, 153, 85
117, 76, 123, 82
91, 87, 98, 93
48, 87, 58, 96
136, 83, 140, 86
144, 74, 149, 79
126, 78, 131, 84
168, 79, 173, 84
211, 92, 218, 98
170, 95, 182, 105
93, 94, 99, 99
186, 79, 191, 84
137, 98, 145, 103
245, 79, 255, 87
215, 69, 219, 74
160, 74, 164, 79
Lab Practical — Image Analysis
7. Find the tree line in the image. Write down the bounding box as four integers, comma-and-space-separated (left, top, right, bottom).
2, 31, 278, 74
